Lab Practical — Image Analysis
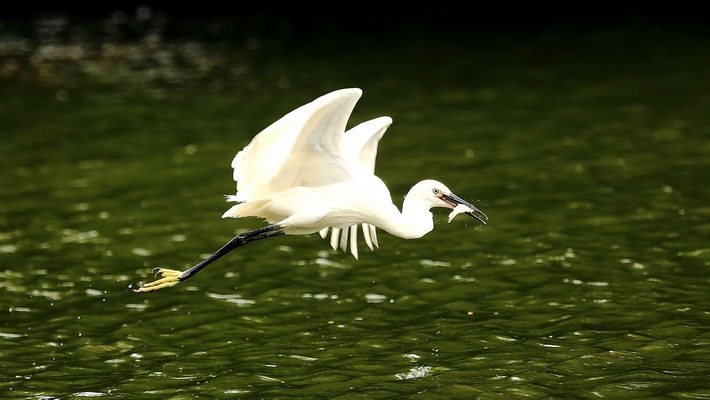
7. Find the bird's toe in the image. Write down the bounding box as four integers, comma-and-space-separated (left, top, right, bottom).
133, 268, 183, 293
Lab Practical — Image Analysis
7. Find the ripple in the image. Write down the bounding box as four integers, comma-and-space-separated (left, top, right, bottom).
85, 289, 105, 296
207, 292, 256, 307
395, 366, 433, 380
73, 392, 104, 397
61, 229, 104, 244
420, 259, 451, 267
364, 293, 388, 303
302, 293, 339, 300
131, 248, 152, 256
0, 332, 24, 339
224, 389, 250, 395
0, 244, 17, 253
289, 354, 318, 362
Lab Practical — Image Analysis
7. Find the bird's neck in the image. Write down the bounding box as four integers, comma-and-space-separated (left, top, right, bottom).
379, 191, 434, 239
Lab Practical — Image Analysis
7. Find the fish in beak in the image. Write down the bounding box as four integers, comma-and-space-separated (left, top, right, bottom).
439, 192, 488, 224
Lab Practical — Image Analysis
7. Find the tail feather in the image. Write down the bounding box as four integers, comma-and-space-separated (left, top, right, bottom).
222, 200, 271, 219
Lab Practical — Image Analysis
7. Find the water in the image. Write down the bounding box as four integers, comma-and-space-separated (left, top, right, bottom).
2, 12, 710, 399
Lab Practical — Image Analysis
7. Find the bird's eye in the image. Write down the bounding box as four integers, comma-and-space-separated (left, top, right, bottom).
432, 188, 440, 195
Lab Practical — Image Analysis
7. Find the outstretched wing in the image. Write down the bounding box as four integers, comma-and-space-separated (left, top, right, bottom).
343, 116, 392, 174
319, 116, 392, 258
230, 88, 362, 203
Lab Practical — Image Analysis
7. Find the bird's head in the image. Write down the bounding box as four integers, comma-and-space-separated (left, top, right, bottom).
413, 179, 488, 225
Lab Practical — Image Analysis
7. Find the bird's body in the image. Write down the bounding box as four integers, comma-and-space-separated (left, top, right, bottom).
224, 175, 392, 235
222, 89, 394, 249
135, 88, 487, 292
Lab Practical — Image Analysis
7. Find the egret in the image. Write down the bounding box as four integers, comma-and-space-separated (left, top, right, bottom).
134, 88, 487, 292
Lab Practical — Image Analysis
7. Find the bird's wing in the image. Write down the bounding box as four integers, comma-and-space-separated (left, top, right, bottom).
320, 116, 392, 258
231, 88, 363, 202
342, 116, 392, 174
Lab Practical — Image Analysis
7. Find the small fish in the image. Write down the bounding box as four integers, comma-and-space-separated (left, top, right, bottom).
448, 204, 474, 223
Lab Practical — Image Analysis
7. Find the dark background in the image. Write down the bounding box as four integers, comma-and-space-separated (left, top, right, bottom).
3, 3, 708, 39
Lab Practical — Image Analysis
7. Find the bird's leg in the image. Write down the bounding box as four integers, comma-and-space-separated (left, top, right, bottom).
134, 224, 285, 293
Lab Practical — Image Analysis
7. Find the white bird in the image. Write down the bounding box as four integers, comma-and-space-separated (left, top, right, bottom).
134, 88, 487, 292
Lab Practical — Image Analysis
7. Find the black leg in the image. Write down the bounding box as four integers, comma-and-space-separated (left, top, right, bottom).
178, 224, 285, 281
134, 224, 285, 292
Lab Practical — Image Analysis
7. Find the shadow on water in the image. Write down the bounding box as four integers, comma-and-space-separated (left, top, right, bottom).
2, 6, 710, 399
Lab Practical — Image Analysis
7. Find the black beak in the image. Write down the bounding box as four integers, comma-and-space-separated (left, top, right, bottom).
440, 192, 488, 225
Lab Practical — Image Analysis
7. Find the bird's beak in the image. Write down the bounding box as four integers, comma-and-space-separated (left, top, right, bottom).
440, 192, 488, 225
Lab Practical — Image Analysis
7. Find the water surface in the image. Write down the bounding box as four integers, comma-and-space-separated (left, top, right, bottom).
1, 14, 710, 399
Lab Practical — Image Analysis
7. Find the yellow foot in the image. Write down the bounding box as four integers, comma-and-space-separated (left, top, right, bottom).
133, 268, 184, 293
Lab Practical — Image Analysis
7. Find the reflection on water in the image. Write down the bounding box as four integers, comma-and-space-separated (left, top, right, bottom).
2, 9, 710, 398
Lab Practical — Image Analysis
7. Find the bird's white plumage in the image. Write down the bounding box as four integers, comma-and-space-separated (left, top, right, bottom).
229, 89, 361, 203
342, 116, 391, 174
221, 88, 485, 257
223, 88, 387, 257
318, 115, 391, 257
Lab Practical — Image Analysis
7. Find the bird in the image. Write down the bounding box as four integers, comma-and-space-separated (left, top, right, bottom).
134, 88, 487, 292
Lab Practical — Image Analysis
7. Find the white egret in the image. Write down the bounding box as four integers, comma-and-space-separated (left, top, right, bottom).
134, 88, 487, 292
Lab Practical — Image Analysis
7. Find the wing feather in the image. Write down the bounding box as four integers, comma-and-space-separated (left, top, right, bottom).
343, 116, 392, 174
231, 88, 362, 202
321, 117, 392, 257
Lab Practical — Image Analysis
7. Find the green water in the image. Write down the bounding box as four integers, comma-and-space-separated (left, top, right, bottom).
2, 15, 710, 399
